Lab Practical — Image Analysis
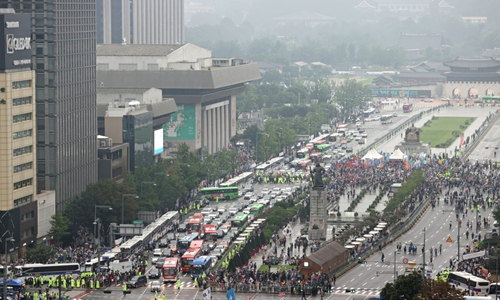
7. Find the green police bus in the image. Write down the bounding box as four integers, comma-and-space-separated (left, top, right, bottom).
197, 187, 239, 200
231, 213, 249, 232
249, 204, 265, 216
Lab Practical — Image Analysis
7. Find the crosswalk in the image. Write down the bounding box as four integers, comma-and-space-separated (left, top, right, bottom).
165, 281, 196, 288
331, 287, 381, 295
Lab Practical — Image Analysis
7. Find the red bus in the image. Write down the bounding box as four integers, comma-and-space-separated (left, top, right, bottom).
403, 103, 413, 113
203, 224, 217, 241
181, 248, 201, 272
162, 258, 180, 283
190, 240, 203, 250
187, 218, 204, 234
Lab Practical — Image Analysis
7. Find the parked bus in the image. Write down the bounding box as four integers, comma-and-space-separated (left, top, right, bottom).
380, 114, 393, 124
180, 248, 201, 273
162, 258, 180, 283
447, 271, 490, 296
219, 172, 253, 188
191, 256, 213, 279
177, 233, 199, 255
203, 224, 218, 241
187, 218, 204, 234
363, 108, 376, 118
316, 144, 331, 152
337, 124, 349, 136
197, 187, 239, 200
249, 204, 265, 216
231, 213, 249, 232
403, 103, 413, 113
482, 95, 500, 103
16, 263, 80, 277
189, 240, 204, 251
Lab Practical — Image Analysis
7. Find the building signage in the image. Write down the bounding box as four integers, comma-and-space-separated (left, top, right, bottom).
0, 13, 32, 71
371, 89, 431, 98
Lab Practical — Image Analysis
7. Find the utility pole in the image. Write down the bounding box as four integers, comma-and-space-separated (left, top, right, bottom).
393, 250, 397, 283
422, 227, 426, 277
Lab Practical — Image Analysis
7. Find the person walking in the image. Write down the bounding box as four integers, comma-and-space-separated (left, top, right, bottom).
177, 278, 181, 290
122, 284, 127, 296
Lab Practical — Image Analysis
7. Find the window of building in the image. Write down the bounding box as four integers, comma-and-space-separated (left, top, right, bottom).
14, 162, 33, 173
14, 195, 33, 207
13, 113, 33, 123
13, 80, 32, 89
14, 178, 32, 190
22, 227, 35, 238
13, 146, 33, 157
13, 129, 33, 140
119, 63, 137, 71
21, 211, 35, 221
112, 149, 122, 160
112, 167, 123, 178
97, 63, 109, 70
13, 97, 32, 106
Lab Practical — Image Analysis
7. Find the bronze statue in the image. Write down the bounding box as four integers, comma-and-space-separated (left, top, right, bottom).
404, 124, 421, 143
310, 163, 326, 188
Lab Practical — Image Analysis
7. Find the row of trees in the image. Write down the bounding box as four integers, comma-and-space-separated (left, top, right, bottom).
380, 272, 464, 299
50, 144, 243, 246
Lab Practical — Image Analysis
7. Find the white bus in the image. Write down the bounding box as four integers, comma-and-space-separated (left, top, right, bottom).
448, 271, 490, 296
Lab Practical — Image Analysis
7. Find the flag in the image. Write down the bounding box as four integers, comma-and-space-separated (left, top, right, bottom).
203, 288, 211, 300
226, 288, 236, 300
460, 135, 464, 147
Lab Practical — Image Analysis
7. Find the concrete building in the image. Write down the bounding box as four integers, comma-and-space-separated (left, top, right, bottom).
36, 190, 55, 243
97, 0, 184, 45
97, 135, 129, 182
3, 0, 99, 211
97, 87, 177, 171
96, 43, 261, 155
0, 9, 38, 255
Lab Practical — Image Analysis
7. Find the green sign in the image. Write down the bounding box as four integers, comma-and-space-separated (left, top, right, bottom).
164, 104, 196, 140
132, 220, 143, 225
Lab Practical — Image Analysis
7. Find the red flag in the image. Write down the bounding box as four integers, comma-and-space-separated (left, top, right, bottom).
460, 135, 464, 147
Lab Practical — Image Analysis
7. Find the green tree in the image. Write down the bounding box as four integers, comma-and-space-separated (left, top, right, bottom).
334, 79, 372, 122
49, 211, 71, 245
380, 272, 423, 300
26, 244, 56, 263
413, 278, 464, 300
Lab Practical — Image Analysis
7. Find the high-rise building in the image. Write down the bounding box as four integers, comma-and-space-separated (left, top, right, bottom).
2, 1, 98, 210
0, 9, 38, 252
97, 0, 184, 45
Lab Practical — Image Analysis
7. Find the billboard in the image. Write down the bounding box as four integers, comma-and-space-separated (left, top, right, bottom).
0, 13, 32, 71
154, 128, 164, 155
163, 103, 196, 140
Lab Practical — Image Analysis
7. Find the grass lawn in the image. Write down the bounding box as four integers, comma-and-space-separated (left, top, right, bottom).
258, 264, 299, 272
420, 117, 475, 148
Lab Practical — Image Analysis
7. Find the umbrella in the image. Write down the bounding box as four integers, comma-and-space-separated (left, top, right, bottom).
376, 224, 386, 228
369, 231, 379, 235
356, 237, 366, 242
351, 241, 362, 245
378, 222, 388, 226
345, 245, 355, 249
374, 227, 383, 231
364, 234, 373, 238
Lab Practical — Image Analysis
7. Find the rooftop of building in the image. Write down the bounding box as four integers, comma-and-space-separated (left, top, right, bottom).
443, 58, 500, 68
97, 44, 185, 56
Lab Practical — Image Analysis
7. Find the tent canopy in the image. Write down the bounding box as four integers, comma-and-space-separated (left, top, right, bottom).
390, 148, 406, 161
362, 149, 383, 160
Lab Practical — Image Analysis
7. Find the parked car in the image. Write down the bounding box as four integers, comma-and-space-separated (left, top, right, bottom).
244, 184, 254, 193
162, 248, 172, 257
148, 268, 160, 279
155, 257, 166, 268
207, 241, 216, 250
127, 275, 147, 288
244, 192, 253, 200
150, 280, 161, 292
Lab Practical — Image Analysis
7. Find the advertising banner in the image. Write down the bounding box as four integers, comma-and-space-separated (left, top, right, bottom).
163, 103, 196, 140
0, 13, 32, 71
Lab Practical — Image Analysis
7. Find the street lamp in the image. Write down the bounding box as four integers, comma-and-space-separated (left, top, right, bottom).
121, 194, 139, 224
140, 181, 157, 196
94, 205, 112, 275
3, 235, 14, 300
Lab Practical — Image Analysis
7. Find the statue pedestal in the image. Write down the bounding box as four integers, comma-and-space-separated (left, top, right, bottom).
396, 141, 431, 156
308, 187, 327, 240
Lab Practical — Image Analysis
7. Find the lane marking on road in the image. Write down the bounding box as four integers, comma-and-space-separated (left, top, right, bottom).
136, 284, 148, 300
192, 288, 199, 300
350, 278, 355, 282
358, 273, 363, 277
371, 277, 375, 280
362, 282, 367, 286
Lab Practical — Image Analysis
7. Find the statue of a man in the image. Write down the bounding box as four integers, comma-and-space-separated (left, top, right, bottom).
310, 163, 326, 188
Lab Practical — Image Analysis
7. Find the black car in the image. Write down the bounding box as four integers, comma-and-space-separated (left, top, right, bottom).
358, 128, 365, 133
155, 257, 166, 268
162, 248, 172, 257
148, 268, 160, 279
177, 224, 187, 232
127, 275, 147, 288
358, 140, 365, 145
346, 148, 353, 153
